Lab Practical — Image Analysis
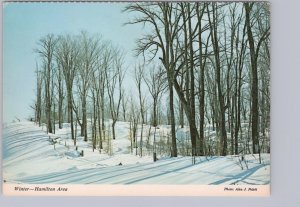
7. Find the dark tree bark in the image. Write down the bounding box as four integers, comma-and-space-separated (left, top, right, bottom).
207, 3, 228, 156
135, 64, 145, 157
125, 2, 179, 157
144, 65, 165, 127
77, 32, 100, 142
244, 2, 270, 154
234, 20, 247, 155
56, 35, 79, 145
196, 3, 209, 155
36, 35, 57, 134
56, 63, 64, 129
35, 64, 43, 127
106, 49, 124, 140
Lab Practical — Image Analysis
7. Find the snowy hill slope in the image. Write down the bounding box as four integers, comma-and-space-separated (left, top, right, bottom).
2, 121, 270, 185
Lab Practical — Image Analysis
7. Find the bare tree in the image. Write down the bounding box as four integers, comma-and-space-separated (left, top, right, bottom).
31, 3, 270, 159
56, 59, 65, 129
144, 65, 166, 127
34, 62, 43, 127
76, 32, 101, 142
134, 64, 147, 157
129, 95, 140, 155
35, 34, 57, 134
124, 2, 183, 157
56, 35, 80, 144
91, 72, 98, 152
121, 91, 128, 122
94, 44, 111, 148
232, 5, 247, 155
207, 3, 228, 156
195, 2, 211, 156
244, 2, 270, 154
106, 48, 125, 140
96, 50, 108, 150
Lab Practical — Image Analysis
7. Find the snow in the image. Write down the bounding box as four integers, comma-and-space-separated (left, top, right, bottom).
64, 150, 81, 158
2, 121, 270, 185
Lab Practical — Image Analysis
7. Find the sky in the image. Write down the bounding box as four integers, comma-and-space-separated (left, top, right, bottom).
3, 2, 146, 123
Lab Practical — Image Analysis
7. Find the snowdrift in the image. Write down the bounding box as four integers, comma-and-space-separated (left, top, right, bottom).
2, 121, 270, 185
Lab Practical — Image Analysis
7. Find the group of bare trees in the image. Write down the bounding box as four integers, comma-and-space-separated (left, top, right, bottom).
34, 32, 125, 150
33, 2, 270, 158
124, 2, 270, 157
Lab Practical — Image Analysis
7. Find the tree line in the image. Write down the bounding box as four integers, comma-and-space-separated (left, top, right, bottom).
34, 32, 125, 150
33, 2, 270, 158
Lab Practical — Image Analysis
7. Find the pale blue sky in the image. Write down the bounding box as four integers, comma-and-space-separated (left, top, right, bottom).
3, 2, 145, 122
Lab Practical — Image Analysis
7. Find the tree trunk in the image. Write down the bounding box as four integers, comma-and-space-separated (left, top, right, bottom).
67, 89, 75, 144
207, 3, 227, 156
168, 82, 177, 157
58, 69, 64, 129
235, 24, 246, 155
245, 3, 259, 154
140, 123, 144, 157
112, 120, 116, 140
58, 95, 63, 129
82, 95, 88, 142
179, 102, 184, 128
101, 90, 105, 131
153, 99, 158, 127
53, 101, 56, 134
97, 93, 103, 150
93, 95, 97, 151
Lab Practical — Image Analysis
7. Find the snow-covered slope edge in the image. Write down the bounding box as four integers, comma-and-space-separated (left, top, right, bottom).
2, 121, 270, 185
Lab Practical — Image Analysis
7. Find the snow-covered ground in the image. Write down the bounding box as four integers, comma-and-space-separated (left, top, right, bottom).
2, 121, 270, 185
